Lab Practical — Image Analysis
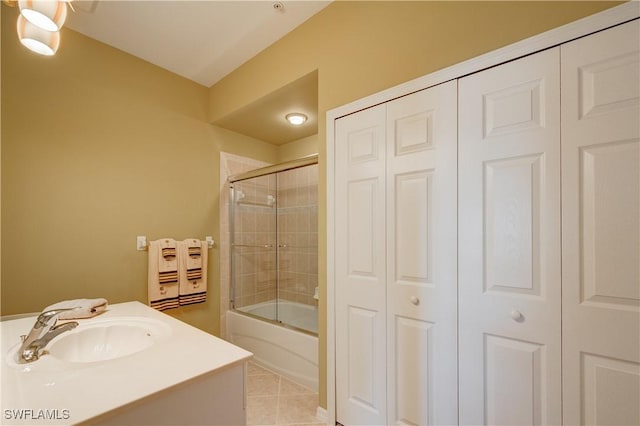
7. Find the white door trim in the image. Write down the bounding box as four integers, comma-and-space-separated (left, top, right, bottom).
326, 4, 639, 425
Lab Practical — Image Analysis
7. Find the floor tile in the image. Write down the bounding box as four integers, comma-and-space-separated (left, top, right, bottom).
248, 372, 280, 396
246, 362, 322, 426
247, 396, 278, 425
277, 394, 320, 425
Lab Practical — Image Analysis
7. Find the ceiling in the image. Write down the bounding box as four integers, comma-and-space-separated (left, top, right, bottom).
214, 70, 318, 145
65, 0, 329, 88
64, 0, 328, 145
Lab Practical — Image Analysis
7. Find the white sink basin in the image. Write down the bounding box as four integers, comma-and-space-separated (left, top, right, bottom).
48, 317, 171, 363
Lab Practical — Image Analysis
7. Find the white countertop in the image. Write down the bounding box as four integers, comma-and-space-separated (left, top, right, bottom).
0, 301, 253, 425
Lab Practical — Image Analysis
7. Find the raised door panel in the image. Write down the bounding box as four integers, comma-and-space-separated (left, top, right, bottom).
394, 171, 432, 285
484, 335, 545, 426
582, 354, 640, 426
394, 316, 434, 426
386, 81, 458, 426
580, 140, 639, 308
347, 178, 379, 278
561, 19, 640, 426
335, 105, 387, 425
484, 154, 543, 295
459, 47, 561, 425
346, 306, 383, 411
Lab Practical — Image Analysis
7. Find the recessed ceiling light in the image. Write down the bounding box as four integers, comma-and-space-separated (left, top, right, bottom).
286, 113, 307, 126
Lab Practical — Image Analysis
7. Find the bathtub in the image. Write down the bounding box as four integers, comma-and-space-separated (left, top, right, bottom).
226, 300, 318, 391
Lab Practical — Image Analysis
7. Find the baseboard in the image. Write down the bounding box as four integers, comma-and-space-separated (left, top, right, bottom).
316, 406, 328, 423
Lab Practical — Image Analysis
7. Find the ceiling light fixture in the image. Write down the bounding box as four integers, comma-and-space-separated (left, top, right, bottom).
5, 0, 72, 56
18, 0, 67, 32
286, 113, 308, 126
17, 14, 60, 56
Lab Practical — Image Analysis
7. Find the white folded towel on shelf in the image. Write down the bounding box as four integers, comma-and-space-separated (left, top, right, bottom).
178, 238, 208, 306
44, 298, 108, 319
148, 238, 180, 311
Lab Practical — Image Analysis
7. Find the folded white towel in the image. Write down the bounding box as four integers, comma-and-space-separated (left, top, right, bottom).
44, 298, 108, 319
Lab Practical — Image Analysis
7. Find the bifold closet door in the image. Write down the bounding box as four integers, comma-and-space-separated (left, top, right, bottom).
335, 81, 458, 425
335, 105, 388, 425
561, 20, 640, 426
385, 81, 458, 425
459, 47, 562, 425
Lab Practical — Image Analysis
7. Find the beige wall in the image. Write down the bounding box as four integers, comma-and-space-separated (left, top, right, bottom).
216, 125, 278, 166
208, 1, 621, 408
277, 134, 319, 163
0, 5, 276, 336
1, 4, 3, 295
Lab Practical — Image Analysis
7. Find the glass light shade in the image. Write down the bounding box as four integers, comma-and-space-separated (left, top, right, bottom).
286, 113, 308, 126
18, 0, 67, 32
17, 15, 60, 56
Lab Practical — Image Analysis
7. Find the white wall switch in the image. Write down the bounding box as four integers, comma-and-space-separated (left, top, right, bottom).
137, 236, 147, 251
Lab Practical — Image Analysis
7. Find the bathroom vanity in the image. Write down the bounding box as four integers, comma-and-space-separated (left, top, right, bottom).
1, 301, 252, 425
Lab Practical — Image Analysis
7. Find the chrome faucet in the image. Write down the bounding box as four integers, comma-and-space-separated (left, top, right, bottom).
18, 308, 79, 363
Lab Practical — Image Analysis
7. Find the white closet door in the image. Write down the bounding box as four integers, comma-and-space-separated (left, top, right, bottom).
561, 20, 640, 426
335, 105, 387, 425
458, 48, 562, 425
385, 81, 458, 426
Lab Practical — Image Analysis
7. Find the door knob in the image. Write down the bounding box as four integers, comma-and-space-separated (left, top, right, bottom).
409, 296, 420, 306
510, 309, 523, 321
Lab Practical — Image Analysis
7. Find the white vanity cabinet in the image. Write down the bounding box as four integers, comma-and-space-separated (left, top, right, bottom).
1, 302, 252, 426
329, 9, 639, 426
91, 362, 247, 426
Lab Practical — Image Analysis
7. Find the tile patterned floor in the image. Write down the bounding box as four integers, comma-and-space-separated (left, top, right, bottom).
246, 362, 325, 426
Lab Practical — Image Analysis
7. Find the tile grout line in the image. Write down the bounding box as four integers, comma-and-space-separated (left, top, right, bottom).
275, 375, 281, 426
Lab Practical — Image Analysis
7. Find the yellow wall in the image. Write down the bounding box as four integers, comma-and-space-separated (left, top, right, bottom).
1, 4, 3, 295
208, 1, 620, 408
0, 5, 276, 335
277, 134, 319, 163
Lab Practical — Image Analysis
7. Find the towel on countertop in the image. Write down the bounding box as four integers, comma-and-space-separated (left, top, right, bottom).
44, 298, 108, 319
178, 238, 207, 306
148, 238, 179, 311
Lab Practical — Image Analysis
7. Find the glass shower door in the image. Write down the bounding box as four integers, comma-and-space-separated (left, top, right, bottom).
230, 173, 278, 321
276, 164, 318, 332
229, 159, 319, 334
